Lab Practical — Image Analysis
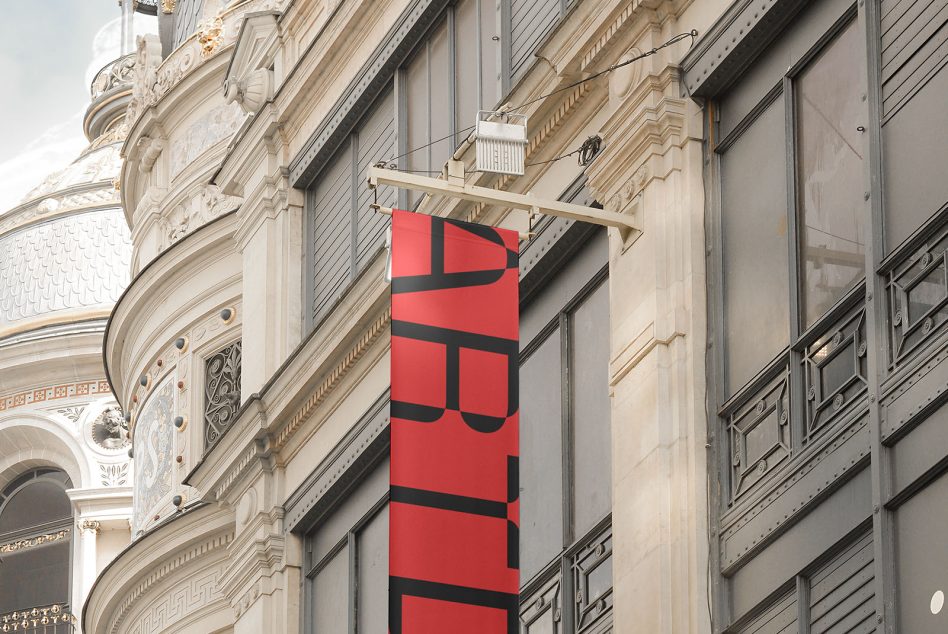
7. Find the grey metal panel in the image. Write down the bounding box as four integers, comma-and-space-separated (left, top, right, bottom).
720, 96, 790, 395
520, 228, 607, 345
571, 280, 612, 537
728, 467, 871, 621
808, 532, 874, 633
311, 543, 350, 631
355, 91, 395, 271
355, 503, 388, 632
709, 0, 853, 137
891, 400, 948, 498
882, 66, 948, 252
290, 0, 453, 188
720, 411, 870, 573
311, 143, 354, 324
733, 590, 798, 633
895, 467, 948, 631
509, 0, 560, 80
681, 0, 856, 99
520, 328, 564, 582
172, 0, 204, 50
880, 0, 948, 118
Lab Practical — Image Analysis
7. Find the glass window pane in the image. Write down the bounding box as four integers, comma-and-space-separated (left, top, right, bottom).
797, 21, 866, 327
721, 96, 791, 394
0, 480, 72, 535
520, 329, 564, 582
0, 540, 70, 613
356, 504, 388, 633
311, 458, 389, 562
430, 22, 452, 170
570, 280, 612, 537
312, 544, 350, 633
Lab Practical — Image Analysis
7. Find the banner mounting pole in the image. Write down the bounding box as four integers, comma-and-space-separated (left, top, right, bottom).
367, 161, 640, 242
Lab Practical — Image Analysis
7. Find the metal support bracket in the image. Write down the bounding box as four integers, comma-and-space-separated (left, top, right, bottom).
367, 160, 640, 242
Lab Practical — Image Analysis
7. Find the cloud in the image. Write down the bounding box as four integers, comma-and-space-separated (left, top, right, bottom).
0, 13, 157, 214
0, 112, 87, 213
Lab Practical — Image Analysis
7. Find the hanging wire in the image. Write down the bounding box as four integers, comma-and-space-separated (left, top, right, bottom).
378, 30, 698, 166
525, 135, 602, 167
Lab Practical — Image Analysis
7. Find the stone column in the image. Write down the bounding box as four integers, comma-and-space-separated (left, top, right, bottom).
76, 520, 100, 609
586, 19, 710, 634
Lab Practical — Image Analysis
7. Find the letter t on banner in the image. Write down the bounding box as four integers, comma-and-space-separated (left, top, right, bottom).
389, 209, 520, 633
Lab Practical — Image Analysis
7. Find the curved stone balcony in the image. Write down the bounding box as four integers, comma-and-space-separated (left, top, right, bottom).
85, 54, 136, 144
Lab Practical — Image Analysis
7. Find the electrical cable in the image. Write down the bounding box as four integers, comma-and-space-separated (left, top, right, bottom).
379, 30, 698, 166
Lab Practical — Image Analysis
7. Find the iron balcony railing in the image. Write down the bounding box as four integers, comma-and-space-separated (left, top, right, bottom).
0, 605, 77, 633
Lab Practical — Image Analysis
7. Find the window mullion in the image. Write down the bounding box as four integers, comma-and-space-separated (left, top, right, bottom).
560, 311, 573, 549
784, 76, 808, 452
348, 530, 357, 634
350, 134, 359, 281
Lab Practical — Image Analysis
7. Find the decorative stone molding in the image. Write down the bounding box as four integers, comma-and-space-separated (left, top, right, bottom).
127, 34, 163, 124
0, 380, 111, 413
100, 462, 131, 487
91, 53, 137, 101
137, 136, 165, 174
158, 185, 242, 249
78, 520, 102, 535
274, 307, 392, 450
90, 406, 131, 451
198, 16, 226, 57
0, 529, 70, 554
223, 11, 280, 115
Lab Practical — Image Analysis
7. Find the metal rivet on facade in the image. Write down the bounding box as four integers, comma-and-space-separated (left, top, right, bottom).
172, 495, 183, 507
757, 459, 767, 473
553, 609, 561, 622
921, 252, 933, 266
858, 341, 867, 357
154, 514, 160, 522
124, 412, 132, 422
132, 394, 138, 403
864, 192, 870, 201
139, 374, 149, 387
175, 337, 189, 352
535, 597, 544, 610
597, 599, 606, 612
174, 415, 187, 430
924, 317, 934, 334
595, 543, 605, 557
220, 307, 235, 324
156, 359, 163, 367
807, 387, 816, 401
779, 411, 788, 425
176, 455, 183, 464
832, 331, 843, 347
755, 399, 766, 414
128, 447, 134, 459
833, 394, 845, 410
894, 311, 902, 326
177, 381, 185, 390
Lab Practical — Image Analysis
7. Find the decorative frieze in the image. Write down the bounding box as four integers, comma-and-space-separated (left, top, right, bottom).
204, 340, 242, 449
0, 529, 69, 554
0, 380, 110, 413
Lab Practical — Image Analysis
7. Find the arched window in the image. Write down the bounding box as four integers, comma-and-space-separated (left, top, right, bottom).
0, 469, 73, 615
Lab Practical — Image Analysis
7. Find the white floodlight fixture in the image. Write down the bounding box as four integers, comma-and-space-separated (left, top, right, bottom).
475, 111, 528, 175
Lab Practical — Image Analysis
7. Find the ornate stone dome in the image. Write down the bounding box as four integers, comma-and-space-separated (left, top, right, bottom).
0, 142, 132, 340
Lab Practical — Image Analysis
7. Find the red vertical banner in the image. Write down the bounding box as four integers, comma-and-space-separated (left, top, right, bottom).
390, 209, 520, 633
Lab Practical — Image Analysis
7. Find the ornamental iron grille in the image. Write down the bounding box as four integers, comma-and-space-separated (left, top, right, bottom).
203, 339, 241, 449
888, 224, 948, 367
728, 373, 791, 502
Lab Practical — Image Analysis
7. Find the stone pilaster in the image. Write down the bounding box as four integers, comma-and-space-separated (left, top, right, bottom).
586, 18, 711, 634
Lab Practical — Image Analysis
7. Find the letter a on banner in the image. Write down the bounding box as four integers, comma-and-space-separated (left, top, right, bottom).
390, 209, 520, 633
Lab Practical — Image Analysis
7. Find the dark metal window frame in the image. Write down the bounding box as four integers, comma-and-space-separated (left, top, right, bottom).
0, 469, 75, 616
709, 7, 868, 489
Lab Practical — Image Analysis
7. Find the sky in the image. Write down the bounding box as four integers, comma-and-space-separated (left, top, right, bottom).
0, 1, 156, 212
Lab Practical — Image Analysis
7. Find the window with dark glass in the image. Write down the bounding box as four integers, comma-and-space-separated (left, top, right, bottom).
0, 469, 73, 615
304, 459, 389, 633
518, 226, 612, 633
715, 15, 869, 503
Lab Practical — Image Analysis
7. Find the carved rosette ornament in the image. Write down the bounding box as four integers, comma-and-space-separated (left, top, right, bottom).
224, 68, 272, 115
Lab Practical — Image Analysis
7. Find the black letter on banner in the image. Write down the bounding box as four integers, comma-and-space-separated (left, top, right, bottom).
391, 321, 518, 433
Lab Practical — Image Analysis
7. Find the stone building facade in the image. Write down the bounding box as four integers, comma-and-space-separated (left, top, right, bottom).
78, 0, 948, 632
0, 43, 136, 631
